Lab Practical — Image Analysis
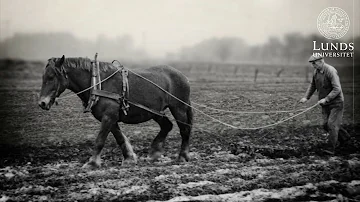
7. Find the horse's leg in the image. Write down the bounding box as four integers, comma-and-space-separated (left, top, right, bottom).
82, 115, 114, 169
170, 105, 193, 162
111, 123, 137, 165
150, 116, 173, 160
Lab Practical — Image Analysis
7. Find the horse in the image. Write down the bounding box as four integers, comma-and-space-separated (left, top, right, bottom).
38, 55, 193, 169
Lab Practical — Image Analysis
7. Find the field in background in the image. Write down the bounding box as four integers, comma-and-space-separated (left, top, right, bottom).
0, 59, 360, 201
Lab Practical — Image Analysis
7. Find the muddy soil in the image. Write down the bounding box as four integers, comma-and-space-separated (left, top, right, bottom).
1, 60, 359, 201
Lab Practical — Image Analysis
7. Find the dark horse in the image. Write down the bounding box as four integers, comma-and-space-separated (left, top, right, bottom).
38, 55, 193, 169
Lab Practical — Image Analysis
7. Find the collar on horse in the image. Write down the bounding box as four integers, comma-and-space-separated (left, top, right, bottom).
83, 53, 130, 115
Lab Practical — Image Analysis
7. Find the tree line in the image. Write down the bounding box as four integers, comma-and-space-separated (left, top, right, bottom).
0, 32, 359, 65
168, 33, 359, 65
0, 33, 147, 60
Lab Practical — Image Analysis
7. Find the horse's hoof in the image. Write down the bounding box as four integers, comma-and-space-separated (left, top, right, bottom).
122, 153, 138, 166
150, 151, 163, 162
178, 153, 189, 163
82, 161, 100, 170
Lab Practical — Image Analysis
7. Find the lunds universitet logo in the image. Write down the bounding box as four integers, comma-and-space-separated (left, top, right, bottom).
317, 7, 350, 40
313, 7, 353, 58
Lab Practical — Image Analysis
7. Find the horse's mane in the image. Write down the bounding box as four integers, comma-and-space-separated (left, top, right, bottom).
49, 57, 117, 72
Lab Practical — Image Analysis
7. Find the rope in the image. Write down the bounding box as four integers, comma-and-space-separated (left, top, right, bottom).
167, 103, 318, 130
192, 102, 308, 114
175, 104, 318, 130
231, 103, 319, 130
55, 61, 319, 131
56, 67, 122, 100
126, 67, 320, 130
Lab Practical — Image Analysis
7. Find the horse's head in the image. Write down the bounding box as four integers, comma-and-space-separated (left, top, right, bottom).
38, 55, 68, 110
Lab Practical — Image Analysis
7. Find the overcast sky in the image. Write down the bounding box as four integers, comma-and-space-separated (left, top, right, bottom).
1, 0, 359, 57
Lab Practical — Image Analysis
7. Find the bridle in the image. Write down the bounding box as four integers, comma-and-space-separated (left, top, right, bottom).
51, 64, 69, 98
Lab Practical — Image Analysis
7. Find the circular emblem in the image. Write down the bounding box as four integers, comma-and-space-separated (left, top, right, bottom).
317, 7, 350, 40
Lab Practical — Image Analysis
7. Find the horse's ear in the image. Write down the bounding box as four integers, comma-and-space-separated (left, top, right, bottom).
55, 55, 65, 67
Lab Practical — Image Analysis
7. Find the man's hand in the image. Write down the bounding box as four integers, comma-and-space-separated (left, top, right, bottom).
299, 98, 308, 103
318, 98, 326, 105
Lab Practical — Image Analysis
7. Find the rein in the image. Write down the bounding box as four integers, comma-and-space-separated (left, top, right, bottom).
54, 56, 318, 131
55, 67, 122, 101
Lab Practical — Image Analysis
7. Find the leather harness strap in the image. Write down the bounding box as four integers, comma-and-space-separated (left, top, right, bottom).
127, 100, 165, 117
84, 53, 100, 113
121, 69, 130, 114
92, 89, 122, 101
91, 89, 165, 117
83, 53, 129, 114
83, 53, 164, 117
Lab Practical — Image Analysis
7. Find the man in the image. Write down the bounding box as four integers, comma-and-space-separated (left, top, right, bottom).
299, 55, 350, 155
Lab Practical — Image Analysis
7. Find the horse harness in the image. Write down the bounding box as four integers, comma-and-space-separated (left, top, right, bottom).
83, 53, 165, 117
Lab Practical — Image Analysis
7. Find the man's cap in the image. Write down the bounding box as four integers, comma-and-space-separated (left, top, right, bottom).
308, 55, 323, 62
